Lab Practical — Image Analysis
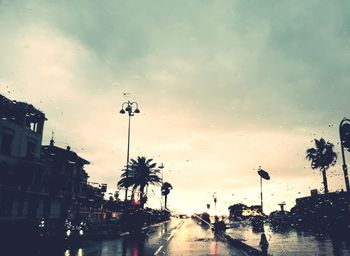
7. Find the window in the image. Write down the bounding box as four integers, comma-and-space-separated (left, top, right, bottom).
0, 133, 14, 155
0, 194, 13, 217
27, 141, 37, 158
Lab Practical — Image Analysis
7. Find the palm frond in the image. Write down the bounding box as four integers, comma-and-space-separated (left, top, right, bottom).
117, 155, 162, 198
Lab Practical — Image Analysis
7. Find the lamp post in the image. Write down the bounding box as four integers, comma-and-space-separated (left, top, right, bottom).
258, 167, 270, 214
339, 118, 350, 192
119, 101, 140, 201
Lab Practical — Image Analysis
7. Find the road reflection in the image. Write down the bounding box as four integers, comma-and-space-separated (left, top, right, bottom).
62, 219, 178, 256
64, 234, 148, 256
6, 219, 349, 256
227, 223, 350, 256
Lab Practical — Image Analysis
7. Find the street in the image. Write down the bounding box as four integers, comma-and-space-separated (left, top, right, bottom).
63, 218, 249, 256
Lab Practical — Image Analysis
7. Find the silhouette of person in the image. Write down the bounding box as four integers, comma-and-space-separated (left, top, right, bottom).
259, 232, 269, 255
213, 216, 226, 233
214, 216, 219, 223
218, 217, 226, 232
213, 216, 220, 232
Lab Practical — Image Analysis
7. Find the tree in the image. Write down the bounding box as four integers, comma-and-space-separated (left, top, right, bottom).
161, 182, 173, 209
118, 156, 162, 208
306, 138, 337, 194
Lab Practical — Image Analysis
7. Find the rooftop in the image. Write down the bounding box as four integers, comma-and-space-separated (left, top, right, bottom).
0, 94, 47, 124
41, 143, 90, 165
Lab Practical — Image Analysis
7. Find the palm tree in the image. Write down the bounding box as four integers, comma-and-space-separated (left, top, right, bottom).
118, 156, 162, 207
161, 182, 173, 209
306, 138, 337, 194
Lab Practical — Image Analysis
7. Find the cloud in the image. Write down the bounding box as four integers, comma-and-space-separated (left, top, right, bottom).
1, 0, 349, 214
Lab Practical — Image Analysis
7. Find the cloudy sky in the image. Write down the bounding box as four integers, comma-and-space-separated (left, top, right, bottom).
1, 0, 350, 214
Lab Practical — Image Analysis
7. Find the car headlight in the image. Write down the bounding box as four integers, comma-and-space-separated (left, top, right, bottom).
79, 230, 84, 236
66, 230, 71, 236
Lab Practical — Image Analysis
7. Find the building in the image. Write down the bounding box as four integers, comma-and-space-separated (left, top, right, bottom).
0, 94, 49, 234
0, 94, 109, 238
228, 203, 263, 220
291, 189, 350, 230
0, 95, 45, 160
41, 139, 108, 223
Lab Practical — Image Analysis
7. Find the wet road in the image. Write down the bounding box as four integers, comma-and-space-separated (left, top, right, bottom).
227, 222, 350, 256
64, 218, 248, 256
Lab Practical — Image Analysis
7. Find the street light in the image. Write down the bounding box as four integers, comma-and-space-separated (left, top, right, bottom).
119, 101, 140, 201
339, 118, 350, 192
258, 167, 270, 214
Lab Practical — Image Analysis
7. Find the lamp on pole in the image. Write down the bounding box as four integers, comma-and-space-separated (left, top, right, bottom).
119, 101, 140, 202
258, 167, 270, 214
339, 118, 350, 192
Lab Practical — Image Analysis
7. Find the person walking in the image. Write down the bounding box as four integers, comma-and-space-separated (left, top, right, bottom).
259, 231, 269, 255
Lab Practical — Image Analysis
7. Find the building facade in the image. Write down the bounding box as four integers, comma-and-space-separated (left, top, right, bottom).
0, 94, 49, 236
0, 94, 108, 238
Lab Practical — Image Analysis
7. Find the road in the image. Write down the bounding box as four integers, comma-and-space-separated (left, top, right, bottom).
64, 218, 249, 256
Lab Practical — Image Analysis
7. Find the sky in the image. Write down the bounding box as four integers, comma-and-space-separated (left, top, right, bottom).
1, 0, 350, 215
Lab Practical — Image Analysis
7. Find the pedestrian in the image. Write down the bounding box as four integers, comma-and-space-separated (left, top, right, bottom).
218, 217, 226, 232
213, 216, 226, 233
259, 232, 269, 255
213, 216, 220, 232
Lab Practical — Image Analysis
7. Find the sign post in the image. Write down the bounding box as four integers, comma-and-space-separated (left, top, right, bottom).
258, 167, 270, 214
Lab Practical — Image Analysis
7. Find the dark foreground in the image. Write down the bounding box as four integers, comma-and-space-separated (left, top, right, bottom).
5, 218, 350, 256
4, 218, 249, 256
